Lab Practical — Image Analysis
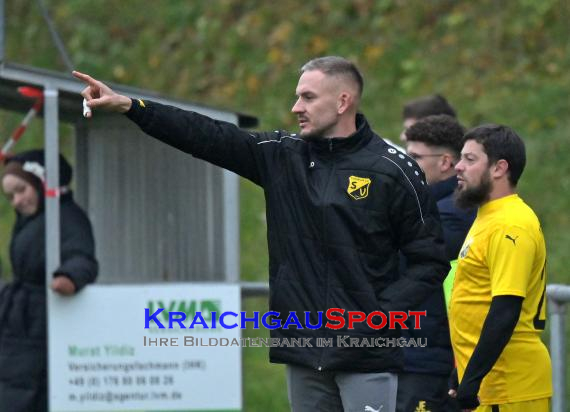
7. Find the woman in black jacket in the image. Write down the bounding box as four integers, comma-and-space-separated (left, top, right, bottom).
0, 149, 98, 412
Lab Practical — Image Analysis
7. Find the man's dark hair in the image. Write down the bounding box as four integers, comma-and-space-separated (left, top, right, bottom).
403, 94, 456, 120
463, 124, 527, 186
405, 115, 465, 158
301, 56, 364, 98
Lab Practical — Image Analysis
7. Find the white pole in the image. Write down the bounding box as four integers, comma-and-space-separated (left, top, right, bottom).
547, 284, 570, 412
44, 86, 60, 412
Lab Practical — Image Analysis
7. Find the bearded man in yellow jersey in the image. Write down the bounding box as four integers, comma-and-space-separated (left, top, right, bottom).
448, 125, 552, 412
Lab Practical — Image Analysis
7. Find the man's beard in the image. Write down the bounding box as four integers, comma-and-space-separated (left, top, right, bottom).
299, 130, 320, 141
298, 119, 337, 141
454, 171, 492, 209
299, 126, 327, 141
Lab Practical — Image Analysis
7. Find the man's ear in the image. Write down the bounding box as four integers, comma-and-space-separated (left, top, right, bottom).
440, 153, 456, 173
492, 159, 509, 179
337, 92, 353, 115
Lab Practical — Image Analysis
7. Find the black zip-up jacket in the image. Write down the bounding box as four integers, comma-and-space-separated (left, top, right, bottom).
126, 100, 450, 372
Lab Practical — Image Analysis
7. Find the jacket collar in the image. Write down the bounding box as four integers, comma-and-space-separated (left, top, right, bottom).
308, 113, 374, 155
429, 176, 458, 201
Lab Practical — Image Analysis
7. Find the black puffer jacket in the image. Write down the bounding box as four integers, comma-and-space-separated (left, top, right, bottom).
127, 100, 450, 372
0, 192, 98, 412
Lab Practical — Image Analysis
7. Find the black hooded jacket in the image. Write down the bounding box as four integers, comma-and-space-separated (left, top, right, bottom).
7, 192, 98, 289
0, 166, 98, 412
127, 99, 450, 372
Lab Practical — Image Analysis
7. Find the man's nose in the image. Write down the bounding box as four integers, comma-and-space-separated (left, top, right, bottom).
291, 98, 303, 113
455, 160, 464, 173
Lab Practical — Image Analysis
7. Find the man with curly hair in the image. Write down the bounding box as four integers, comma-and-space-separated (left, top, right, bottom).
397, 115, 475, 412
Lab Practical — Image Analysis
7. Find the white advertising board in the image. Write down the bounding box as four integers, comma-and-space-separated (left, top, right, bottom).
49, 283, 241, 412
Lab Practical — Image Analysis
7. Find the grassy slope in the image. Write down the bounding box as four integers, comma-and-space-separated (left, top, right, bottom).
2, 1, 569, 410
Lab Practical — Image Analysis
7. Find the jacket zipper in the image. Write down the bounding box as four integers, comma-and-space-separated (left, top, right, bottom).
316, 158, 336, 371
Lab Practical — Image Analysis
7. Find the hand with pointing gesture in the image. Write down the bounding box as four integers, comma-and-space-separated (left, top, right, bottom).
73, 71, 133, 117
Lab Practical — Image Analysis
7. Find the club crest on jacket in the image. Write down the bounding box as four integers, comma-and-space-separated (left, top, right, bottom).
347, 176, 371, 200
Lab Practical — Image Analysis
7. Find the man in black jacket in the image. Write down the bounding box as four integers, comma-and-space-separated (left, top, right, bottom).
74, 56, 449, 412
400, 115, 476, 412
406, 115, 476, 268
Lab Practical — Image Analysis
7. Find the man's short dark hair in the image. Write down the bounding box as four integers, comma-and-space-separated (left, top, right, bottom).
463, 124, 527, 186
405, 115, 465, 157
403, 94, 456, 120
301, 56, 364, 98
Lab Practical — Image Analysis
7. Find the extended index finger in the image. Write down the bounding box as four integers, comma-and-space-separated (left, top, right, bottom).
72, 70, 98, 86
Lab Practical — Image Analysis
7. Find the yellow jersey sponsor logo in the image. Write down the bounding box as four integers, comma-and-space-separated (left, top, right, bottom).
347, 176, 371, 200
505, 234, 519, 245
138, 99, 146, 108
459, 237, 472, 259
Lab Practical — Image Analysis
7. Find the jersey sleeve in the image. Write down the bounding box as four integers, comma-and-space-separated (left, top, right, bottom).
486, 224, 537, 297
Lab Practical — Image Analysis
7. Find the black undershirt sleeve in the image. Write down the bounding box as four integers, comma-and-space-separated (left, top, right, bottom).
456, 295, 524, 410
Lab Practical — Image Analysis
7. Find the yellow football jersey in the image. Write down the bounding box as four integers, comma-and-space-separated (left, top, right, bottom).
449, 194, 552, 404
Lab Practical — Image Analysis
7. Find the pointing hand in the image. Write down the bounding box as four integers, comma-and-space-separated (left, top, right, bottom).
73, 71, 132, 116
